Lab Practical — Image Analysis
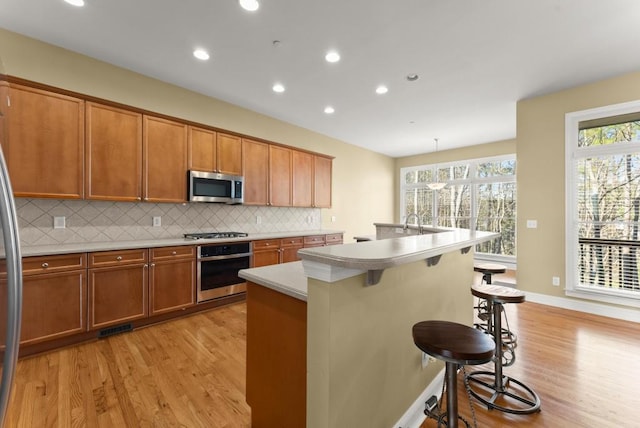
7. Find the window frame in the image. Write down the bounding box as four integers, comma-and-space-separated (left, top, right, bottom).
565, 99, 640, 308
400, 154, 516, 265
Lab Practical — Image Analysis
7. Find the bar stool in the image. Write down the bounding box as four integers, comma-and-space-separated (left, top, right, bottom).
465, 284, 541, 414
412, 320, 495, 428
472, 263, 517, 365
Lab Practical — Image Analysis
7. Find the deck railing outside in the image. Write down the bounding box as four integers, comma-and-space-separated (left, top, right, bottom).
579, 237, 640, 290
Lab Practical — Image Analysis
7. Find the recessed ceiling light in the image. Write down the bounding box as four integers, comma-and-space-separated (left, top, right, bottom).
325, 51, 340, 63
64, 0, 84, 6
406, 74, 419, 81
324, 106, 335, 114
375, 85, 389, 95
193, 49, 210, 61
272, 83, 285, 93
239, 0, 259, 11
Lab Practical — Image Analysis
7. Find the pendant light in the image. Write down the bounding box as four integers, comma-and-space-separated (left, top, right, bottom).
427, 138, 446, 190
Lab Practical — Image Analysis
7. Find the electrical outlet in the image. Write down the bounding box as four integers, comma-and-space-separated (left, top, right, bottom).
53, 216, 66, 229
421, 352, 429, 369
552, 276, 560, 286
331, 215, 336, 222
256, 215, 262, 224
307, 216, 312, 224
526, 219, 538, 228
152, 216, 161, 227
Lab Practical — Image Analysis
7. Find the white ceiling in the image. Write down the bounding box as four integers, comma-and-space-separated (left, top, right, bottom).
1, 0, 639, 157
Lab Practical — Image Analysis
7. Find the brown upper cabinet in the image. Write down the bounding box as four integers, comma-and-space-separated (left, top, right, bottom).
242, 138, 269, 205
313, 155, 332, 208
189, 128, 242, 176
5, 84, 84, 199
85, 102, 143, 201
143, 115, 188, 202
269, 145, 292, 207
292, 151, 313, 207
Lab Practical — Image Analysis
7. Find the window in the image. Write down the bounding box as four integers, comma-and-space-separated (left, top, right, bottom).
400, 155, 516, 261
566, 101, 640, 307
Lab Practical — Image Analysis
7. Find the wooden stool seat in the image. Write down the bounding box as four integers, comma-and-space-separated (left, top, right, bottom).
413, 321, 495, 427
413, 320, 495, 365
471, 283, 525, 305
473, 263, 506, 285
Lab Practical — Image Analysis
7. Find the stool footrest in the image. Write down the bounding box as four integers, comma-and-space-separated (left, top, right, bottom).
465, 370, 541, 414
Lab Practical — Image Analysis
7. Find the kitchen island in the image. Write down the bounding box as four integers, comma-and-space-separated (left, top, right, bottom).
239, 228, 497, 428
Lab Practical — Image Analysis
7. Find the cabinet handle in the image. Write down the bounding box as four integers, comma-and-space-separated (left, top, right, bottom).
144, 264, 148, 268
41, 262, 49, 268
265, 243, 270, 246
150, 263, 155, 267
137, 197, 142, 201
116, 256, 123, 261
171, 251, 177, 255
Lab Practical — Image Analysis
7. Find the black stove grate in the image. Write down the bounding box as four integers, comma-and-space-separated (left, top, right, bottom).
184, 232, 248, 240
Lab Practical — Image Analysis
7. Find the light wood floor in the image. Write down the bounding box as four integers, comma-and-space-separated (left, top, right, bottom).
4, 298, 640, 427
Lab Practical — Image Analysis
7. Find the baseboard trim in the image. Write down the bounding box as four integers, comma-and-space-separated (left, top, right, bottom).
525, 291, 640, 323
394, 368, 445, 428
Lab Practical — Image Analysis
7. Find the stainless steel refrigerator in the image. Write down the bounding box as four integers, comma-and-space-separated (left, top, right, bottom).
0, 67, 23, 427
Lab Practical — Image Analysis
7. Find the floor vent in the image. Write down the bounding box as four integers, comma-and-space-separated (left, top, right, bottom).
98, 323, 133, 338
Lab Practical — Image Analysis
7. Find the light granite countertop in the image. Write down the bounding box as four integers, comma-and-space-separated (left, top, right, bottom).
298, 229, 498, 271
238, 228, 499, 299
238, 261, 308, 301
15, 230, 344, 257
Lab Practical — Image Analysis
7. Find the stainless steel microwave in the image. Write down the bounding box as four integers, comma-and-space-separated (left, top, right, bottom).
188, 170, 244, 204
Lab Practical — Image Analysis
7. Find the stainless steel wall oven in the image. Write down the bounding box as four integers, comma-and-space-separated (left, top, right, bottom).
196, 241, 252, 302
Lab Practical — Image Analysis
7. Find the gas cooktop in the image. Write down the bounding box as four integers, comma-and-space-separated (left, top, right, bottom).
183, 232, 248, 240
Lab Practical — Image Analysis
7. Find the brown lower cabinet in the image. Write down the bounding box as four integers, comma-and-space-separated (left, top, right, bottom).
88, 247, 196, 330
88, 249, 149, 330
252, 237, 304, 267
0, 253, 87, 347
149, 246, 196, 316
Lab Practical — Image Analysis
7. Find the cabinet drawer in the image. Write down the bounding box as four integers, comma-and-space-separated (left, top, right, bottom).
253, 239, 281, 251
304, 235, 326, 246
325, 233, 343, 245
280, 237, 303, 247
150, 245, 195, 261
20, 253, 87, 276
89, 249, 148, 267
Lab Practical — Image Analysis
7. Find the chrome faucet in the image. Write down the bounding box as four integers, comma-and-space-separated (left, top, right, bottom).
404, 213, 423, 234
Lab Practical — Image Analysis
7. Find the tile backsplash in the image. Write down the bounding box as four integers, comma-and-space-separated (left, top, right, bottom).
16, 198, 321, 247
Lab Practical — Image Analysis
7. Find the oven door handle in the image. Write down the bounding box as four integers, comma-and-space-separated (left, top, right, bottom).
198, 252, 252, 261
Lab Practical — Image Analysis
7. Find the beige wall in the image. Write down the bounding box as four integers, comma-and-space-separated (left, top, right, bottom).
0, 28, 395, 242
517, 71, 640, 311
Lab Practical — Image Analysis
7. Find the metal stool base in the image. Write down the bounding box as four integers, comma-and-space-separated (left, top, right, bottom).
465, 370, 541, 414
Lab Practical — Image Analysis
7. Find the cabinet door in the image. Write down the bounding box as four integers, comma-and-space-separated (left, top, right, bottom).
0, 270, 87, 346
217, 133, 242, 176
253, 249, 280, 267
313, 156, 332, 208
6, 84, 84, 199
292, 151, 313, 207
149, 258, 195, 316
143, 115, 188, 202
86, 102, 142, 201
242, 139, 269, 205
269, 145, 292, 207
188, 126, 216, 172
280, 237, 304, 263
88, 264, 148, 330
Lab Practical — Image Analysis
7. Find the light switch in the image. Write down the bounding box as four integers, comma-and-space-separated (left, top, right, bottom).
526, 220, 538, 229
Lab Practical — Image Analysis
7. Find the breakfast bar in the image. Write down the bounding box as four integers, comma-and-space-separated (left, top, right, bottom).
239, 228, 497, 428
